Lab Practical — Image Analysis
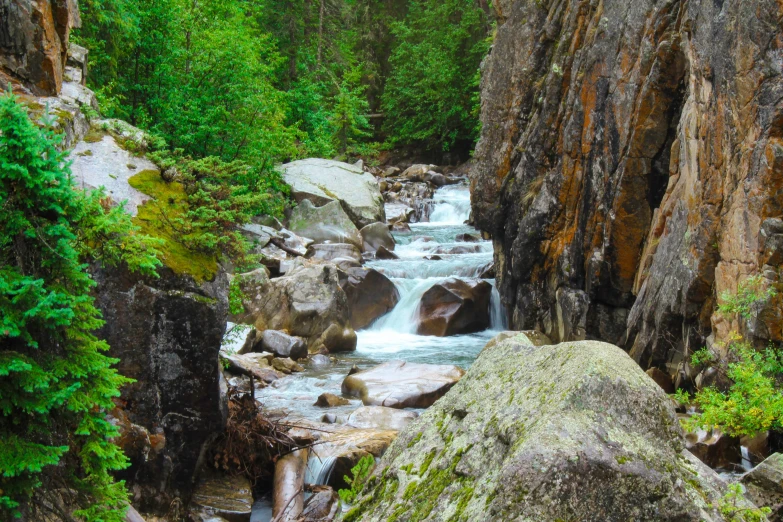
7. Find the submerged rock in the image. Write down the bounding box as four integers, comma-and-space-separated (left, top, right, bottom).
348, 336, 737, 521
281, 158, 385, 229
416, 278, 492, 336
190, 472, 253, 522
338, 267, 400, 330
315, 393, 351, 408
341, 361, 464, 408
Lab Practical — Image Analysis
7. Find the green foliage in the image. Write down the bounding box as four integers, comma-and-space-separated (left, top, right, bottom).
715, 484, 771, 522
338, 454, 376, 505
228, 277, 247, 316
718, 275, 777, 319
681, 275, 783, 438
0, 92, 160, 519
382, 0, 491, 152
682, 339, 783, 437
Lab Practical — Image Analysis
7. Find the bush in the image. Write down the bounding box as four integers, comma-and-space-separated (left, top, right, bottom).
0, 92, 160, 519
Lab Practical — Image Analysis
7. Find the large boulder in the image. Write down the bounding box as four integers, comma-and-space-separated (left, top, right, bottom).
235, 263, 357, 353
281, 158, 385, 229
360, 222, 396, 253
288, 199, 363, 249
338, 267, 400, 330
305, 242, 363, 265
742, 453, 783, 521
416, 278, 492, 336
347, 336, 739, 521
342, 361, 465, 409
92, 264, 229, 512
260, 330, 307, 360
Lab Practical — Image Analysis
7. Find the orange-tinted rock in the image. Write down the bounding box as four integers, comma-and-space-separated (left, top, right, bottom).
470, 0, 783, 370
0, 0, 81, 95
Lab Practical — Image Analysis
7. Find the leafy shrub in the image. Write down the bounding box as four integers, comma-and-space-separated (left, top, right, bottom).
678, 276, 783, 437
0, 92, 160, 520
338, 454, 376, 505
715, 483, 771, 522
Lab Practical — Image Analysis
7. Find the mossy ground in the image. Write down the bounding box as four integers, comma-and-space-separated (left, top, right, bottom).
129, 170, 217, 281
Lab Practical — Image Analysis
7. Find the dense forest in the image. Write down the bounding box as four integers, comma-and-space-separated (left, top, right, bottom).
73, 0, 492, 164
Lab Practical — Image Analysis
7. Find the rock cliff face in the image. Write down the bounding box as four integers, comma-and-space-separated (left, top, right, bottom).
0, 0, 81, 95
92, 264, 229, 512
471, 0, 783, 375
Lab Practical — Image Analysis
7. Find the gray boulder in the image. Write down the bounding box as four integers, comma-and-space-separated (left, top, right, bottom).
342, 361, 464, 409
261, 330, 307, 360
305, 243, 363, 264
288, 199, 363, 249
348, 336, 738, 521
360, 222, 396, 253
742, 453, 783, 520
280, 158, 385, 228
235, 263, 357, 353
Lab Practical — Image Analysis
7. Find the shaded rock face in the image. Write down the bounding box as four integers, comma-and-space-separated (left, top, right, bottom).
470, 0, 783, 373
92, 265, 229, 512
0, 0, 81, 95
349, 337, 733, 521
416, 278, 492, 336
338, 267, 400, 330
742, 453, 783, 521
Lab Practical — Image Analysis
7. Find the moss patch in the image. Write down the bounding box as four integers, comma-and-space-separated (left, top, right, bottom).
84, 128, 107, 143
129, 170, 217, 281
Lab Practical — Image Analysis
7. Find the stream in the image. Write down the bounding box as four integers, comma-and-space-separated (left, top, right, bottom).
247, 184, 506, 519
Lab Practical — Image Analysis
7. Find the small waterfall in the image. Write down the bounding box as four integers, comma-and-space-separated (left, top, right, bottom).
740, 446, 753, 471
428, 186, 471, 225
304, 455, 337, 487
489, 285, 507, 330
371, 278, 441, 332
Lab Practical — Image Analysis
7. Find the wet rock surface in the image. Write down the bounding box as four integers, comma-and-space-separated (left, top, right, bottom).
190, 472, 253, 522
416, 278, 492, 336
341, 360, 465, 408
338, 267, 400, 330
349, 335, 738, 521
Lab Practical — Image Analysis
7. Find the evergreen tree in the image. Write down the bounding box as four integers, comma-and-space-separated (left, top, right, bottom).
382, 0, 491, 153
0, 92, 160, 520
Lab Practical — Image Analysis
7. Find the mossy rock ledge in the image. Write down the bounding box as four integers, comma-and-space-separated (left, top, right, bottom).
346, 335, 739, 522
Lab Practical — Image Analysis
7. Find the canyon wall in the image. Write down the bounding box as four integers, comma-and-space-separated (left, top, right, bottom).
0, 0, 80, 95
471, 0, 783, 376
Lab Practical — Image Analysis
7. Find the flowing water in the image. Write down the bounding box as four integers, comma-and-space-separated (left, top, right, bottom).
254, 184, 505, 423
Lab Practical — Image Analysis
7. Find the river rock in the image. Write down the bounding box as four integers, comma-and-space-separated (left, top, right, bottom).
346, 406, 419, 432
235, 263, 356, 354
684, 427, 742, 470
315, 393, 351, 408
305, 242, 363, 265
742, 453, 783, 520
342, 361, 465, 408
360, 222, 396, 253
416, 278, 492, 336
375, 246, 399, 259
261, 330, 307, 360
433, 244, 482, 255
646, 367, 675, 394
288, 199, 363, 249
301, 486, 339, 521
271, 357, 304, 374
338, 267, 400, 329
280, 158, 385, 228
455, 233, 481, 243
349, 336, 738, 521
309, 354, 332, 366
224, 353, 280, 383
190, 472, 253, 522
402, 164, 436, 182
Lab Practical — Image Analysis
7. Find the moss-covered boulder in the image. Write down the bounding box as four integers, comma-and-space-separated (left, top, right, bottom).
346, 336, 736, 522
